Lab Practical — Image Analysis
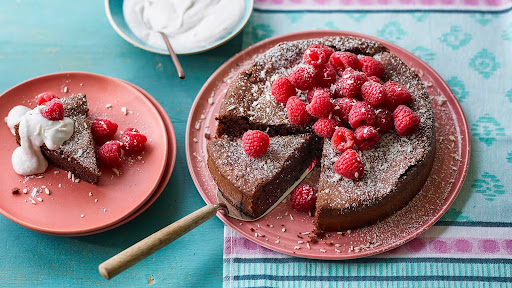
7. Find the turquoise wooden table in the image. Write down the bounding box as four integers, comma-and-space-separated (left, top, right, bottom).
0, 1, 235, 287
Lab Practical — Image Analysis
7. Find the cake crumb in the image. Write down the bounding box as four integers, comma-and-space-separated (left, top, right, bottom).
320, 249, 326, 253
36, 197, 43, 202
204, 132, 211, 140
22, 188, 28, 194
293, 246, 301, 250
54, 171, 60, 174
11, 187, 20, 195
103, 208, 107, 212
30, 198, 36, 205
94, 199, 98, 203
121, 107, 128, 115
88, 192, 93, 196
275, 240, 280, 244
282, 228, 286, 232
63, 86, 69, 93
105, 104, 112, 109
193, 138, 198, 143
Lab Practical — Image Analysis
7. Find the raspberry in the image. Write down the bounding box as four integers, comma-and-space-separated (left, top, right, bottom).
288, 65, 317, 91
374, 108, 394, 133
331, 127, 355, 153
367, 76, 383, 84
361, 80, 385, 107
40, 99, 64, 121
384, 81, 412, 110
337, 68, 367, 98
306, 90, 333, 118
329, 51, 359, 72
286, 96, 313, 125
242, 130, 270, 158
97, 140, 122, 168
308, 44, 334, 59
313, 118, 341, 138
332, 98, 357, 123
271, 76, 296, 104
120, 128, 147, 154
303, 45, 331, 67
36, 92, 58, 105
358, 56, 384, 78
334, 149, 364, 180
306, 87, 331, 103
348, 101, 376, 129
315, 64, 337, 88
290, 184, 317, 212
354, 125, 380, 151
393, 105, 420, 136
91, 118, 118, 145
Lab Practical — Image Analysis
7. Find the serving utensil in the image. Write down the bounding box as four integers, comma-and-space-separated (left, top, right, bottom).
98, 166, 314, 280
159, 32, 185, 79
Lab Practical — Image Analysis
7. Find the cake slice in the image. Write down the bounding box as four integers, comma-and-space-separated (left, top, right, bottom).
207, 133, 320, 219
15, 93, 101, 184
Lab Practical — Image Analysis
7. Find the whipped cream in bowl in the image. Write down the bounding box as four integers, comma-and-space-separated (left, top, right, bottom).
4, 105, 74, 176
106, 0, 253, 54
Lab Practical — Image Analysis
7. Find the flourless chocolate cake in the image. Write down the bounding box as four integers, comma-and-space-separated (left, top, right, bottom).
15, 93, 101, 184
209, 36, 435, 231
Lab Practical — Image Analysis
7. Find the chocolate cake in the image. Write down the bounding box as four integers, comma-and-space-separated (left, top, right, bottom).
210, 36, 435, 231
15, 93, 101, 184
207, 133, 319, 219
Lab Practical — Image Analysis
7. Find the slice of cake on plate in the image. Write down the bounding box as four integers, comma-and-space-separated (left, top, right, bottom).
11, 93, 101, 184
207, 133, 320, 219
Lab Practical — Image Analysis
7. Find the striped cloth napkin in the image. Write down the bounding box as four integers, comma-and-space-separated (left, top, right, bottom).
223, 1, 512, 287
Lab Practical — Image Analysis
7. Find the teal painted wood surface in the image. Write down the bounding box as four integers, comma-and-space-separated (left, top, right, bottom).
0, 1, 239, 287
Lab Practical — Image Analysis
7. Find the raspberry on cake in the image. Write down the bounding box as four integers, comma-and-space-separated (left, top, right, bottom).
313, 118, 341, 138
337, 68, 368, 98
242, 130, 270, 158
348, 101, 376, 129
271, 76, 296, 104
331, 127, 355, 152
306, 90, 333, 118
334, 149, 364, 180
286, 96, 313, 125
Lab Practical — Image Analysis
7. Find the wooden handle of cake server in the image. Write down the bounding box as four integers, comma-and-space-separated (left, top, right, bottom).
98, 204, 226, 280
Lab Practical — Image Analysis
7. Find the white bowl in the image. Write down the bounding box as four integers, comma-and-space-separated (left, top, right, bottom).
105, 0, 254, 55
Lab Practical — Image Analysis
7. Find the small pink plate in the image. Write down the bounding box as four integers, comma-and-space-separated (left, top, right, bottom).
186, 31, 470, 259
56, 80, 177, 236
0, 72, 168, 235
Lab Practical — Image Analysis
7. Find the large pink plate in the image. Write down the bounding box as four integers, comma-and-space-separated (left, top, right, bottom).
186, 30, 470, 259
0, 72, 168, 235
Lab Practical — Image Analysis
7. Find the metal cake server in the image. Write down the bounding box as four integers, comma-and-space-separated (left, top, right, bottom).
98, 166, 314, 280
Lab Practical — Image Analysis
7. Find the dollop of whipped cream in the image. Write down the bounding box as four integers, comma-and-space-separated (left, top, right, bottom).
4, 105, 74, 175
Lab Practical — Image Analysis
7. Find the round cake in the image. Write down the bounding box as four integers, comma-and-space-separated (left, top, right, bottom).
209, 36, 435, 231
